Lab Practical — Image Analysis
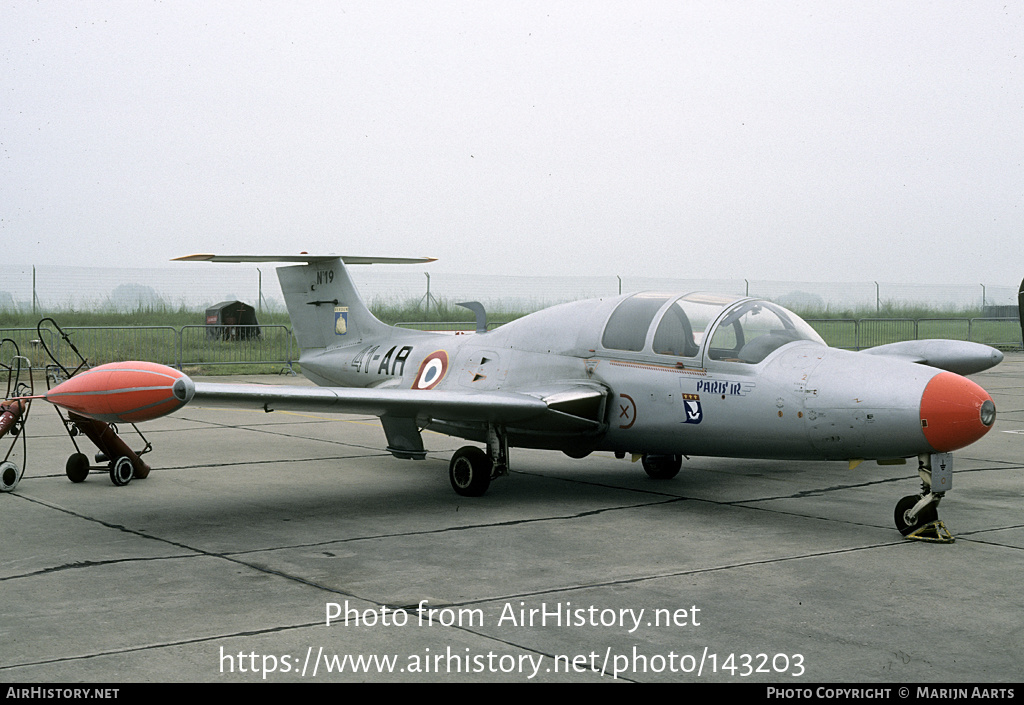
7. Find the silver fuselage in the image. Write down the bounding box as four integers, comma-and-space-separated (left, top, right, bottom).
297, 293, 951, 462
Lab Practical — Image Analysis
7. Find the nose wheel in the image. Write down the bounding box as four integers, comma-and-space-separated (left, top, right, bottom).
894, 454, 955, 543
894, 494, 939, 535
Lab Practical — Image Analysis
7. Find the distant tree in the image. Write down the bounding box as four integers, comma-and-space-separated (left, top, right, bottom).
775, 291, 826, 312
0, 291, 19, 311
108, 284, 164, 311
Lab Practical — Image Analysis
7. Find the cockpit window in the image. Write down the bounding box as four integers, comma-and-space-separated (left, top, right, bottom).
708, 301, 825, 364
602, 293, 672, 351
651, 294, 729, 358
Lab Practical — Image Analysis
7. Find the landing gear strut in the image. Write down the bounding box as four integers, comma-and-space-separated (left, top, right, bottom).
894, 453, 954, 543
449, 424, 508, 497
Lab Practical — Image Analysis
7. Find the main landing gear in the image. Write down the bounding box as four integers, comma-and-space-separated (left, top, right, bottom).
449, 425, 509, 497
894, 453, 955, 543
641, 454, 682, 480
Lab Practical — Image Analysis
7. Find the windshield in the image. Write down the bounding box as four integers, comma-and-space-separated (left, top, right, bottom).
707, 300, 825, 363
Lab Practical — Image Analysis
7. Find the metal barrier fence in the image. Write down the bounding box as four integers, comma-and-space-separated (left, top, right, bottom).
804, 318, 1023, 350
52, 326, 180, 367
1, 318, 1019, 373
0, 325, 296, 371
178, 325, 295, 369
0, 327, 58, 366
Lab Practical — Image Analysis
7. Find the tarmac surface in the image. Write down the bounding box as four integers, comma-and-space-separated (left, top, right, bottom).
2, 354, 1022, 683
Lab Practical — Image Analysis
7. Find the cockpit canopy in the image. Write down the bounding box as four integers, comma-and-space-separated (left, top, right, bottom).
601, 292, 824, 364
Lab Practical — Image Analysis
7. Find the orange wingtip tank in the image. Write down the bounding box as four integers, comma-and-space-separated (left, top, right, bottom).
44, 362, 196, 423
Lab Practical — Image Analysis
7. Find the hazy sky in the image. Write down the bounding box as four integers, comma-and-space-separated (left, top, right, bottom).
2, 1, 1021, 285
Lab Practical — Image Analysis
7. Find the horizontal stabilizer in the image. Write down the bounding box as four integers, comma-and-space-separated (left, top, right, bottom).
173, 254, 436, 265
862, 340, 1003, 375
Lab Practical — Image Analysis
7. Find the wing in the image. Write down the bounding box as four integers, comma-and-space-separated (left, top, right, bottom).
862, 340, 1003, 375
191, 381, 609, 434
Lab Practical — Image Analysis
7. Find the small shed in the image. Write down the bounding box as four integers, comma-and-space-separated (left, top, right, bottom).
205, 301, 260, 340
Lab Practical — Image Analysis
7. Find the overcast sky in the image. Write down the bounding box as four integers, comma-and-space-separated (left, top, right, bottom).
2, 1, 1021, 286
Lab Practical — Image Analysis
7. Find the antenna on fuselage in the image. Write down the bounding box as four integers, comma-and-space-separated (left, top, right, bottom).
457, 302, 489, 334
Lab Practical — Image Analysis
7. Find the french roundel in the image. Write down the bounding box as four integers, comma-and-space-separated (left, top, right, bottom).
413, 350, 449, 390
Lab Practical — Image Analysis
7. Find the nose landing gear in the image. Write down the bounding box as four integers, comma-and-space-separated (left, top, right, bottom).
894, 453, 955, 543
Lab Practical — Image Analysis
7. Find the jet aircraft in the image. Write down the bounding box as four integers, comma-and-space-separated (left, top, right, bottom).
38, 255, 1006, 540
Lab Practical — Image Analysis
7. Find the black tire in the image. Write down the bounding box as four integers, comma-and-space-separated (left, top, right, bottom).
894, 494, 938, 536
449, 446, 492, 497
110, 456, 134, 487
642, 454, 682, 480
0, 461, 19, 492
66, 453, 90, 483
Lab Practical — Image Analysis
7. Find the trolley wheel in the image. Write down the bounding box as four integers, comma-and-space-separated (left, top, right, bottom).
66, 453, 90, 483
110, 456, 134, 486
1, 461, 20, 492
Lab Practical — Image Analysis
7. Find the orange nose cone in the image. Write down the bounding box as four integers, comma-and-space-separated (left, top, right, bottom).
920, 371, 996, 452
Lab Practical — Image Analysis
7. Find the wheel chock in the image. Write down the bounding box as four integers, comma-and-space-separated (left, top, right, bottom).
905, 520, 955, 544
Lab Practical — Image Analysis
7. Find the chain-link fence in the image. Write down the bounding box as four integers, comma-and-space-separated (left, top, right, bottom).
0, 264, 1019, 314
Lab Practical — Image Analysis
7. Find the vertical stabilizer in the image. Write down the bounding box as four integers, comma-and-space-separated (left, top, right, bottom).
277, 258, 393, 351
1018, 276, 1023, 348
173, 253, 435, 352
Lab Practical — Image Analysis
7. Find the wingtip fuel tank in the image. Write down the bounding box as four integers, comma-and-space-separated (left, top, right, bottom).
44, 361, 195, 424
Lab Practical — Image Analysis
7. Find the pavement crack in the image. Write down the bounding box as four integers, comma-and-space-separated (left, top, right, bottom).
223, 497, 688, 556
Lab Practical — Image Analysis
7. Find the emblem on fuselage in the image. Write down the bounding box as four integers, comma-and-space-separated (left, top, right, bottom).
682, 394, 703, 424
617, 394, 637, 429
335, 307, 348, 335
413, 350, 449, 390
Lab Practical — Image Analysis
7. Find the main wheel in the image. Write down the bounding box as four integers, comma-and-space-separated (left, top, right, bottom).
110, 456, 134, 486
642, 454, 682, 480
449, 446, 492, 497
66, 453, 90, 483
894, 494, 938, 536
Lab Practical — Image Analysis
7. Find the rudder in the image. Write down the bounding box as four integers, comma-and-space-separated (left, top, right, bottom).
278, 258, 392, 351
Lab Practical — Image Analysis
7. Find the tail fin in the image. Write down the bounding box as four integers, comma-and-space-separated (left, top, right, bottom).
1019, 276, 1023, 349
278, 258, 393, 351
174, 254, 436, 352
